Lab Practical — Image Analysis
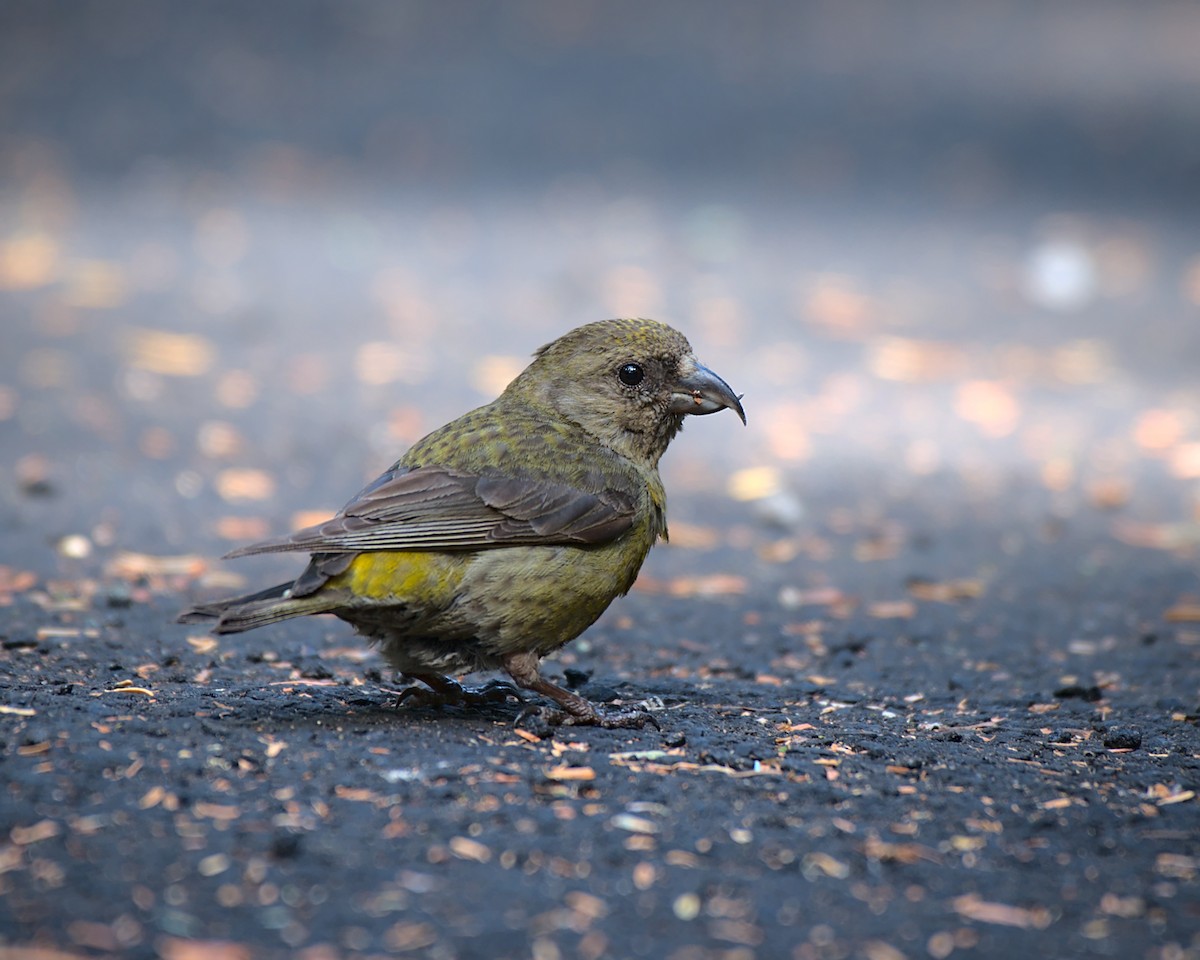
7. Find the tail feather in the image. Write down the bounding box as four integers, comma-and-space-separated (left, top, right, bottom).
177, 582, 339, 634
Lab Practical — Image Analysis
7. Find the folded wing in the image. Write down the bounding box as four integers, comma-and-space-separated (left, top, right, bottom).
224, 465, 637, 558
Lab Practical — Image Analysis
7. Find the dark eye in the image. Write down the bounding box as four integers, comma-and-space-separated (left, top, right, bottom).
618, 362, 645, 386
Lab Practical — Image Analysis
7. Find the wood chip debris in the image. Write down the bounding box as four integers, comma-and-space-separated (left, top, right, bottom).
448, 836, 492, 863
907, 577, 986, 602
10, 819, 62, 845
544, 764, 596, 781
1112, 520, 1200, 550
334, 786, 382, 803
633, 573, 747, 597
951, 894, 1053, 929
867, 600, 916, 619
1155, 853, 1198, 879
0, 566, 38, 602
610, 813, 660, 835
802, 852, 850, 879
259, 737, 287, 758
861, 837, 941, 864
1163, 603, 1200, 623
1146, 784, 1196, 806
215, 468, 276, 502
187, 635, 220, 654
38, 626, 101, 640
125, 328, 215, 377
106, 551, 208, 579
608, 755, 786, 778
192, 802, 240, 821
98, 679, 155, 697
157, 936, 252, 960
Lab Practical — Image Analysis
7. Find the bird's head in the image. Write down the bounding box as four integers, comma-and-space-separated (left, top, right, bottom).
507, 318, 746, 465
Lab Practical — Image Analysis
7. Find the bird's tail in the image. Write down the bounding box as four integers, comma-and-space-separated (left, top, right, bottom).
177, 582, 339, 634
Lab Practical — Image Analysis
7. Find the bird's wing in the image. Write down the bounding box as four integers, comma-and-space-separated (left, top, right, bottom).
223, 465, 637, 558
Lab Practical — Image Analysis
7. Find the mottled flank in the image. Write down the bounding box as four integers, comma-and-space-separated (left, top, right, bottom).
180, 319, 744, 727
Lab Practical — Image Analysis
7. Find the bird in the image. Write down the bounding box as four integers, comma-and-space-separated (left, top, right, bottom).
178, 318, 745, 728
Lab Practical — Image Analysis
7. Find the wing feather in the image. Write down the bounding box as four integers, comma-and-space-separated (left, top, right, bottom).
224, 465, 636, 558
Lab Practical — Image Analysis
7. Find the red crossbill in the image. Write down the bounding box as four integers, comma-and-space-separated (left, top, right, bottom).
179, 318, 745, 728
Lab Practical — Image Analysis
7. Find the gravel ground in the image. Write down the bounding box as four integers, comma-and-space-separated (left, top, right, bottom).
1, 469, 1198, 960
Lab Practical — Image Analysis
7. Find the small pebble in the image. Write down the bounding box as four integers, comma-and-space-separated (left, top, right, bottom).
563, 668, 591, 689
1102, 726, 1142, 750
1054, 684, 1102, 702
106, 584, 133, 608
579, 681, 619, 703
270, 832, 302, 858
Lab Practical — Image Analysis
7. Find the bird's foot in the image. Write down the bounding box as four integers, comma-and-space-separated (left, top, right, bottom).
501, 651, 660, 735
515, 702, 660, 736
395, 674, 523, 710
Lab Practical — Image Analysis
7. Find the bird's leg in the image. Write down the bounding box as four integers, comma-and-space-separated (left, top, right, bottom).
502, 651, 659, 731
395, 673, 522, 708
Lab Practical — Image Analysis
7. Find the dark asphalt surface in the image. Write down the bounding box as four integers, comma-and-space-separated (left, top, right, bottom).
2, 3, 1200, 959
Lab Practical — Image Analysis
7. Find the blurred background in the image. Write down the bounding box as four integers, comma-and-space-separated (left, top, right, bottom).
2, 0, 1199, 586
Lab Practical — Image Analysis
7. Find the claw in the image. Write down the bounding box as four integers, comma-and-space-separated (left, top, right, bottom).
467, 679, 525, 704
394, 674, 523, 710
501, 651, 661, 734
515, 703, 660, 733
